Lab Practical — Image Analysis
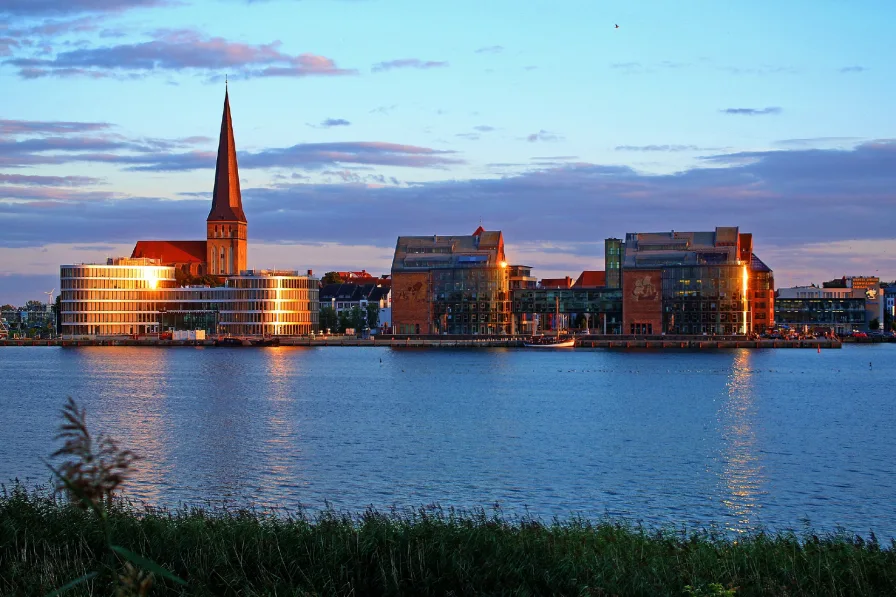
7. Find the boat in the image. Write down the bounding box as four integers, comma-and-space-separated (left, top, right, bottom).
523, 336, 576, 348
524, 296, 576, 348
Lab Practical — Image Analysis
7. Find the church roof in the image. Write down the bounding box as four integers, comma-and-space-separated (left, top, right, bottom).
207, 88, 247, 223
131, 241, 207, 264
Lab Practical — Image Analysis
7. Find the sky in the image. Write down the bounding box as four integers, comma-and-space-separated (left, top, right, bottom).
1, 0, 895, 305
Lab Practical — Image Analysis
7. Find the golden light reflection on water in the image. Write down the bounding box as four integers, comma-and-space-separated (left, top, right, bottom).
260, 348, 302, 504
720, 349, 766, 533
77, 348, 171, 504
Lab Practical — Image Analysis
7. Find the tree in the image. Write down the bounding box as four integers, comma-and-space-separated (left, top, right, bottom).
366, 303, 379, 329
0, 304, 15, 311
319, 306, 338, 333
337, 309, 352, 333
321, 271, 344, 285
869, 318, 880, 331
25, 299, 45, 310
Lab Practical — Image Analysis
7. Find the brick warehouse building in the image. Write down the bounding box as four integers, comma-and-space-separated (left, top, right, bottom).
620, 227, 774, 335
391, 227, 511, 335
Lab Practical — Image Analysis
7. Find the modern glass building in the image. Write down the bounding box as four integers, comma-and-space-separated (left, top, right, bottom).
61, 258, 319, 337
620, 227, 774, 336
60, 258, 176, 336
512, 287, 623, 335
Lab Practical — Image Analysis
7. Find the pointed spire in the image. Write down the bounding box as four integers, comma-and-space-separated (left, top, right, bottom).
207, 85, 246, 223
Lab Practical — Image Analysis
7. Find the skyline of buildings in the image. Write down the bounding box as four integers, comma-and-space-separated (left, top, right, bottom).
3, 3, 896, 305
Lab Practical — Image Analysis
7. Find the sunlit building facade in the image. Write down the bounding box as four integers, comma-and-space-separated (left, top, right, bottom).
391, 227, 511, 335
60, 258, 176, 336
218, 270, 319, 336
61, 259, 318, 337
620, 227, 774, 335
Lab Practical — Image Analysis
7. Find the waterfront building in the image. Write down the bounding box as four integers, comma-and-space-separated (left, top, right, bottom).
217, 270, 318, 336
775, 284, 885, 333
60, 257, 176, 336
620, 227, 774, 335
512, 287, 623, 335
508, 265, 537, 291
391, 227, 510, 335
604, 238, 623, 289
61, 258, 318, 337
319, 282, 391, 330
131, 86, 247, 277
884, 285, 895, 330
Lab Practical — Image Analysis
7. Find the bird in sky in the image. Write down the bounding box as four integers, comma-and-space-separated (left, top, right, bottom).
615, 24, 620, 28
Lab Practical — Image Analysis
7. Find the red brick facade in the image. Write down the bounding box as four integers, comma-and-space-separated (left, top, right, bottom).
392, 272, 432, 334
622, 269, 662, 335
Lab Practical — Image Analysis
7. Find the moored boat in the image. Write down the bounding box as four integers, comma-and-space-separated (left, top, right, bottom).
523, 336, 576, 348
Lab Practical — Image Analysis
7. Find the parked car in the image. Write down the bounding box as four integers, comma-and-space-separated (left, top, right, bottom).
853, 331, 868, 338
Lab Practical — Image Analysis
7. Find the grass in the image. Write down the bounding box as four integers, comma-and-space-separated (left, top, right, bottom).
2, 484, 895, 596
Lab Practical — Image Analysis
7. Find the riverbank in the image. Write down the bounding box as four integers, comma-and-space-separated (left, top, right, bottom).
1, 486, 894, 596
0, 334, 862, 349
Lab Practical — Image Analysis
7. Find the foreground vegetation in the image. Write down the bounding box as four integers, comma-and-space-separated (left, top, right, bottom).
2, 397, 894, 596
1, 485, 895, 596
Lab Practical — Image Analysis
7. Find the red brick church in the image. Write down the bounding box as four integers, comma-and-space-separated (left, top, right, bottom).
131, 86, 248, 277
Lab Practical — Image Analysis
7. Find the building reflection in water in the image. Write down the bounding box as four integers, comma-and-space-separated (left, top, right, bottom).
76, 348, 172, 504
719, 349, 766, 533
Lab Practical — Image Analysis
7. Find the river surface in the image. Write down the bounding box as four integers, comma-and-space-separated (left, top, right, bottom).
1, 345, 894, 537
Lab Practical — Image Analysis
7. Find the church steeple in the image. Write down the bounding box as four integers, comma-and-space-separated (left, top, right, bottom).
207, 86, 246, 223
206, 85, 248, 276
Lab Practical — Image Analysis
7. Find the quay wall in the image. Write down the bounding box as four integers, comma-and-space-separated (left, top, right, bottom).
0, 335, 860, 349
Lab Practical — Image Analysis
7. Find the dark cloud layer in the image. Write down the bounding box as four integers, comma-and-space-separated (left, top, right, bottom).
3, 142, 895, 264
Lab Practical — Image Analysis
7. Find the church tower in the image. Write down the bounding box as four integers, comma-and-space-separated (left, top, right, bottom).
206, 85, 247, 276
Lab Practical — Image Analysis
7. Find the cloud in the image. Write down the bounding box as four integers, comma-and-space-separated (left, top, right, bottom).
319, 118, 351, 128
0, 118, 112, 135
4, 138, 896, 284
455, 133, 480, 141
474, 45, 503, 54
4, 29, 357, 79
840, 65, 867, 73
615, 145, 722, 152
0, 0, 168, 16
369, 104, 397, 115
473, 125, 495, 133
371, 58, 448, 72
526, 130, 563, 142
0, 173, 102, 186
720, 107, 782, 116
0, 117, 458, 172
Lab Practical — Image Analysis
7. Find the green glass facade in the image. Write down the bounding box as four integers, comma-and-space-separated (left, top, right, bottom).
512, 288, 623, 334
661, 265, 751, 335
431, 267, 512, 334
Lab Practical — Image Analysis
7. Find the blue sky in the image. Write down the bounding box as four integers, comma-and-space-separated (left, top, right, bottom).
2, 0, 895, 304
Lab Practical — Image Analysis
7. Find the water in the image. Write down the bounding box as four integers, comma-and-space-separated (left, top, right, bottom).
1, 345, 894, 537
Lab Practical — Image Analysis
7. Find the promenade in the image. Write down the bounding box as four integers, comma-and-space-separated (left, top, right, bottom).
0, 334, 863, 349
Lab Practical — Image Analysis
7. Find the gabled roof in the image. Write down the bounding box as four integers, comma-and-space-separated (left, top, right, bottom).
574, 270, 606, 288
207, 88, 247, 223
750, 253, 772, 273
540, 277, 574, 289
131, 241, 207, 264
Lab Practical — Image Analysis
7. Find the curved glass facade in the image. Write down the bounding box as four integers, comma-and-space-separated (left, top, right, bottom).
61, 260, 319, 337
